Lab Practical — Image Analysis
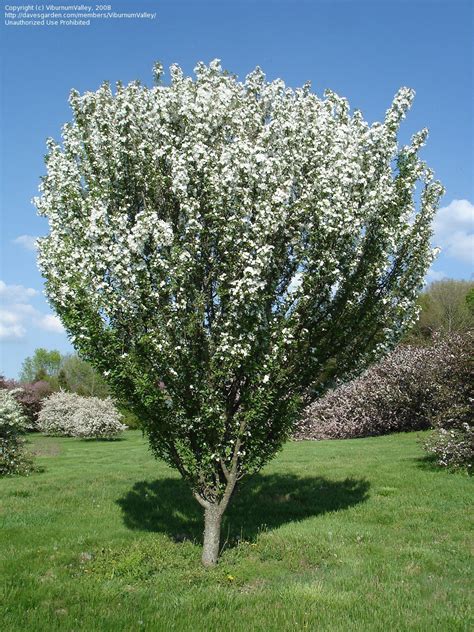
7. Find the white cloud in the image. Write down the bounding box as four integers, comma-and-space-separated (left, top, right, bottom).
13, 234, 38, 251
433, 199, 474, 265
425, 268, 448, 284
0, 322, 26, 340
37, 314, 65, 333
0, 280, 65, 341
0, 280, 38, 302
0, 309, 27, 340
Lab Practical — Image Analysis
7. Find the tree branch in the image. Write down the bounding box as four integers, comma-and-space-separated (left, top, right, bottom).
193, 492, 211, 509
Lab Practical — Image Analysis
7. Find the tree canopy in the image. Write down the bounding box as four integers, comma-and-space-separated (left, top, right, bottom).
19, 348, 62, 384
407, 279, 474, 340
58, 354, 111, 398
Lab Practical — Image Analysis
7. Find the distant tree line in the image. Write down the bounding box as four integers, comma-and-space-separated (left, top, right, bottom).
18, 348, 110, 398
405, 279, 474, 342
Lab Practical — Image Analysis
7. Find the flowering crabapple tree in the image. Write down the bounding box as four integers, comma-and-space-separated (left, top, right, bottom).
36, 61, 443, 565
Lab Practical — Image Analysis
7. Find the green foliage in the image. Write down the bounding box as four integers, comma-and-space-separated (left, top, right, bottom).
58, 354, 111, 398
19, 348, 62, 386
466, 287, 474, 315
407, 279, 474, 342
117, 406, 142, 430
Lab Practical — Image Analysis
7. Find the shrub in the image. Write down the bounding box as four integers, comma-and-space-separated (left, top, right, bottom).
0, 376, 54, 428
423, 333, 473, 470
296, 334, 473, 447
70, 397, 127, 439
38, 391, 127, 439
37, 391, 82, 436
0, 389, 34, 476
424, 424, 473, 471
117, 406, 142, 430
295, 342, 445, 440
16, 380, 54, 426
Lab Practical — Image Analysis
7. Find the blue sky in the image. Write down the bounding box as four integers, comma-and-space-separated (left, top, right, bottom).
1, 0, 473, 378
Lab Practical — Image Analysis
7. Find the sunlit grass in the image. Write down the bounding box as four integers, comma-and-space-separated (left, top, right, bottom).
1, 431, 471, 631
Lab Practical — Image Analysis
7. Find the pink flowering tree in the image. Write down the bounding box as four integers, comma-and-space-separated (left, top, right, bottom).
36, 61, 443, 565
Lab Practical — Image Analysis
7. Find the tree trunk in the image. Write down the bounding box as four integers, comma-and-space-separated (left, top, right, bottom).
202, 504, 223, 566
198, 462, 239, 566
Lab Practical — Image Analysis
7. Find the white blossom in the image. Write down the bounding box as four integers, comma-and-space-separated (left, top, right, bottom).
35, 60, 443, 511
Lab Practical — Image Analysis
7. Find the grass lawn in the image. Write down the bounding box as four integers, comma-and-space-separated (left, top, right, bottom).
0, 431, 472, 631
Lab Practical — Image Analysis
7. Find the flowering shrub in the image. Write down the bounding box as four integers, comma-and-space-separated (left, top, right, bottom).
295, 343, 443, 440
70, 397, 127, 439
424, 424, 473, 471
0, 376, 54, 428
35, 60, 443, 565
423, 333, 473, 470
37, 391, 81, 436
0, 389, 34, 476
38, 391, 126, 439
296, 334, 473, 455
17, 381, 54, 426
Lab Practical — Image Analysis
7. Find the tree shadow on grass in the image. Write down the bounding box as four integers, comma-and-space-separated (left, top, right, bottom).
81, 437, 126, 442
414, 454, 444, 472
116, 474, 370, 546
414, 454, 469, 475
